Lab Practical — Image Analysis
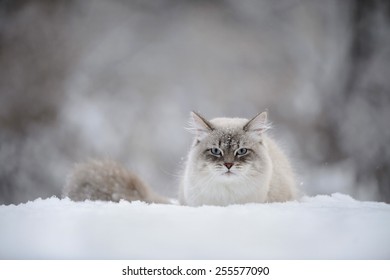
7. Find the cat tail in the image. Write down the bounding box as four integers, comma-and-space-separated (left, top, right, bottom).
62, 159, 172, 204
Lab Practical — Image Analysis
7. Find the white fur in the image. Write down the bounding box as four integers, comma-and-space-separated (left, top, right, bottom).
180, 113, 298, 206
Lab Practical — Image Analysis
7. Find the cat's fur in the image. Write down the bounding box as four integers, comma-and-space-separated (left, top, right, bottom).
63, 159, 169, 204
179, 112, 298, 206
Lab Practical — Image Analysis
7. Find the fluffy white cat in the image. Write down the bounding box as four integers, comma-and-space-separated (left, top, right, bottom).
180, 112, 298, 206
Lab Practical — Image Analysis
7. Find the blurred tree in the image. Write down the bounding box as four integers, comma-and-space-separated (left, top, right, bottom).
343, 0, 390, 202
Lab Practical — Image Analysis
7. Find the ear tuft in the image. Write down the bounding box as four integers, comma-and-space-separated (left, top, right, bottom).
186, 111, 213, 141
243, 112, 271, 136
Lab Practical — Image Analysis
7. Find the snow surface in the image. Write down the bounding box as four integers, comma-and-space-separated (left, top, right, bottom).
0, 193, 389, 259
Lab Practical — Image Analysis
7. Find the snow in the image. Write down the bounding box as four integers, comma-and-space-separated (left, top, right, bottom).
0, 193, 389, 259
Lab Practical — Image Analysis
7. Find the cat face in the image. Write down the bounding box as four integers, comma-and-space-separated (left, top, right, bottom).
183, 112, 273, 205
188, 112, 271, 183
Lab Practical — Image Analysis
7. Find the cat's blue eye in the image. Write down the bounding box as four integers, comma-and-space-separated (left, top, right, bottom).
210, 148, 222, 156
236, 148, 248, 156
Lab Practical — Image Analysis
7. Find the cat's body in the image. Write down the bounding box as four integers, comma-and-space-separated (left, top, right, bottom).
63, 159, 169, 204
180, 112, 298, 206
63, 112, 297, 206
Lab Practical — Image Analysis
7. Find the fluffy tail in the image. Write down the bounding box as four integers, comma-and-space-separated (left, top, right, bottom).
63, 159, 171, 204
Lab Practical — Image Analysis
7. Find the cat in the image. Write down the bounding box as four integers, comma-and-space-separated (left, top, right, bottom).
63, 159, 170, 204
179, 111, 298, 206
63, 112, 297, 206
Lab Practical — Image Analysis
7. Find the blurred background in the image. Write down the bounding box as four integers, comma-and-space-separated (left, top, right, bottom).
1, 0, 389, 205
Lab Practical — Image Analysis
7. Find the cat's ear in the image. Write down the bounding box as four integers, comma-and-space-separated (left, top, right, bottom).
187, 111, 213, 141
244, 112, 271, 137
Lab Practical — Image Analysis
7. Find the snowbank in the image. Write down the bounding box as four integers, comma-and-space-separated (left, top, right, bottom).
0, 193, 389, 259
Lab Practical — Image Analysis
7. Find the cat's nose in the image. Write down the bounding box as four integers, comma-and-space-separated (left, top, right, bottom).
224, 162, 234, 170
